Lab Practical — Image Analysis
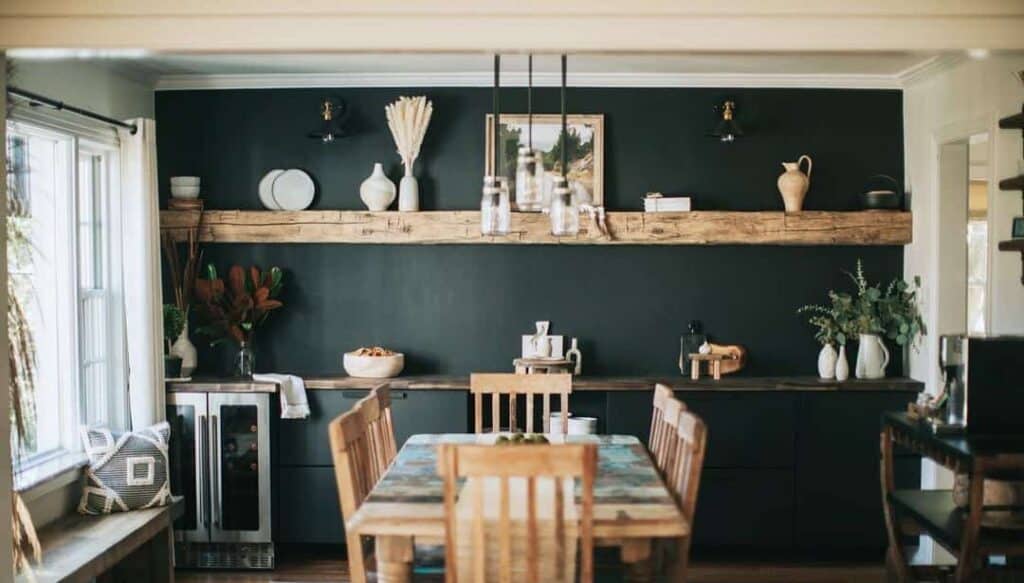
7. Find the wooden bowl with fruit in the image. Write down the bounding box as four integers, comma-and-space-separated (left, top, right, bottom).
343, 346, 405, 379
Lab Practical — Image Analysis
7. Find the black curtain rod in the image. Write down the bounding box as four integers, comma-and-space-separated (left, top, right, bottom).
6, 85, 138, 134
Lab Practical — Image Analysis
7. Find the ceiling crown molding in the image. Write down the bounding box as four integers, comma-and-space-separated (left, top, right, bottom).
155, 71, 905, 91
895, 54, 967, 86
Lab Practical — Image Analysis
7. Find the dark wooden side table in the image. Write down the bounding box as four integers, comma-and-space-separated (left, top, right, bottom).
881, 412, 1024, 582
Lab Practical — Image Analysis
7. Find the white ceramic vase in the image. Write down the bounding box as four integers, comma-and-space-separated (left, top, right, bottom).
817, 343, 837, 380
855, 333, 890, 379
170, 322, 197, 377
835, 345, 850, 382
398, 172, 419, 211
360, 163, 396, 211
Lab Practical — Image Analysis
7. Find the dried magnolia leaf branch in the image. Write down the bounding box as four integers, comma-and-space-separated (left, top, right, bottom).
385, 96, 433, 176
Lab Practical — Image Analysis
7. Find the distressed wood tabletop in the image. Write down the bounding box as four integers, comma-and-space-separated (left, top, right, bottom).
347, 433, 689, 541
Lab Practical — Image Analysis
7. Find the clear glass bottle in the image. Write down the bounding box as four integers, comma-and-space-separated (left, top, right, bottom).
533, 149, 547, 207
514, 147, 542, 211
234, 341, 255, 378
549, 176, 579, 236
480, 176, 511, 235
678, 320, 706, 376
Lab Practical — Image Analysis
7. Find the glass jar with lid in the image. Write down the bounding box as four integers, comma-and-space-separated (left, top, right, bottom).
480, 176, 511, 235
514, 146, 543, 211
548, 176, 579, 236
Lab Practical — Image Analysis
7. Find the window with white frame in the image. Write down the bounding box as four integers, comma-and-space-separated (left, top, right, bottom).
6, 116, 127, 468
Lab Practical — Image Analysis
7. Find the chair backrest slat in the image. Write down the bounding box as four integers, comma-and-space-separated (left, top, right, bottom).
471, 373, 572, 434
355, 383, 399, 486
438, 443, 597, 583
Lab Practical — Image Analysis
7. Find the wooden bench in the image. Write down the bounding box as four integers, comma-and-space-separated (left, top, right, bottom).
16, 498, 183, 583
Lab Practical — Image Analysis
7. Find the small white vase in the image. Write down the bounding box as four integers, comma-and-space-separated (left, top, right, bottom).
360, 163, 396, 211
855, 333, 890, 379
835, 345, 850, 382
817, 343, 837, 380
170, 322, 197, 377
398, 173, 419, 211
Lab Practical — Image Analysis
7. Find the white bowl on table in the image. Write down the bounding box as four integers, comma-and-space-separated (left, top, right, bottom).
170, 185, 201, 199
170, 176, 201, 187
343, 351, 405, 378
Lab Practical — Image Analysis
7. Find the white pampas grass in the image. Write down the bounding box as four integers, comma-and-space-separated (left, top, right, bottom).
385, 96, 433, 176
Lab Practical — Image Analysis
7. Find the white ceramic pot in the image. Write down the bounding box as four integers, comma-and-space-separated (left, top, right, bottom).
170, 176, 200, 187
817, 343, 837, 380
549, 414, 597, 436
343, 351, 404, 378
169, 323, 198, 377
855, 333, 890, 379
170, 185, 201, 199
835, 345, 850, 382
398, 174, 419, 211
360, 163, 396, 211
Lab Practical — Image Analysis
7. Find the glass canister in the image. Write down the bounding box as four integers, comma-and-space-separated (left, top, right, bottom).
234, 341, 255, 378
514, 147, 542, 211
678, 320, 707, 376
549, 176, 579, 236
480, 176, 511, 235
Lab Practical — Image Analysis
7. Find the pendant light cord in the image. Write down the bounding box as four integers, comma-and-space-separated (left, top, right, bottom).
527, 54, 533, 150
560, 54, 568, 178
493, 54, 501, 179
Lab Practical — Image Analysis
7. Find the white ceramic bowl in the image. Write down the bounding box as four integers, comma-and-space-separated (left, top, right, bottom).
170, 176, 201, 186
343, 351, 404, 379
170, 185, 201, 199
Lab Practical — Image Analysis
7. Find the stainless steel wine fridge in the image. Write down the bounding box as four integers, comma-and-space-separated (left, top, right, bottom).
167, 390, 273, 569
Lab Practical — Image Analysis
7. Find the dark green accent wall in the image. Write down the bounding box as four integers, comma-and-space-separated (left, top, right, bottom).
155, 87, 904, 377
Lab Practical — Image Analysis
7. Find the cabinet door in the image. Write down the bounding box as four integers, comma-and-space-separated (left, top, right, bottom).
277, 390, 361, 467
276, 466, 345, 544
209, 393, 272, 543
794, 391, 919, 554
390, 390, 469, 448
606, 391, 655, 443
678, 392, 796, 469
692, 468, 794, 551
166, 393, 208, 542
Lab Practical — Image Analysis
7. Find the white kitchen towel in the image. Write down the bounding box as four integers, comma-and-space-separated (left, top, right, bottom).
253, 374, 310, 419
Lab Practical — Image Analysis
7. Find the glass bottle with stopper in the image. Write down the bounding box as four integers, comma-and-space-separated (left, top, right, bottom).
678, 320, 707, 376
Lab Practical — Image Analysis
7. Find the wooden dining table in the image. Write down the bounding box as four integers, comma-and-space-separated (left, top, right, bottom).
346, 433, 690, 583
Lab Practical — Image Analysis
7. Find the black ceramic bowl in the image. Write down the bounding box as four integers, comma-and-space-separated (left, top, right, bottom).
860, 175, 903, 210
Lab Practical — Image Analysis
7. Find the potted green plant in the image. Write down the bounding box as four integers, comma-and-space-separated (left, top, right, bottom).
193, 264, 284, 377
163, 304, 186, 378
800, 260, 925, 380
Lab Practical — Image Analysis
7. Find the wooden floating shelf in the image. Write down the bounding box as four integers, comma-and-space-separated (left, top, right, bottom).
999, 175, 1024, 191
160, 209, 913, 246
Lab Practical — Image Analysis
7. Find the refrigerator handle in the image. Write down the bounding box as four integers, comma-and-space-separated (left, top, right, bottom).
199, 414, 210, 530
211, 414, 221, 529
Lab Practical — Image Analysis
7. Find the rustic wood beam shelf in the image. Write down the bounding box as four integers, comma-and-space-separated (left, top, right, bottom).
160, 209, 912, 246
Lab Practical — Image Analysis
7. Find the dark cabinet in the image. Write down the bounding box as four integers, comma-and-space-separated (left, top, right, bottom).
605, 391, 655, 441
694, 469, 795, 550
276, 466, 345, 544
390, 389, 469, 446
678, 392, 796, 469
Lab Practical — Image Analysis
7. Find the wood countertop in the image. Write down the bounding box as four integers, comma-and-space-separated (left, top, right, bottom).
168, 374, 923, 393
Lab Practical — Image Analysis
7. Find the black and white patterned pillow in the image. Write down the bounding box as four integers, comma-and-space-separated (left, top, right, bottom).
78, 422, 172, 515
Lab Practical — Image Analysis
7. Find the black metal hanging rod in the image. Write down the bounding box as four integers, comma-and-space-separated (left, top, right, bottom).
6, 85, 138, 134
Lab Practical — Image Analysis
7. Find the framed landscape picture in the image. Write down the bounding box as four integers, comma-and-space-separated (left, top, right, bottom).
486, 113, 605, 207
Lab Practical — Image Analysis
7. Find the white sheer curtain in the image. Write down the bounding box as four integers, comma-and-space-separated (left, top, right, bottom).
119, 118, 165, 428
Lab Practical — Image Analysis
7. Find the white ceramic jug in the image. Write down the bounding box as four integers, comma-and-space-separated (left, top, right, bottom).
817, 343, 837, 379
777, 154, 812, 212
855, 333, 889, 379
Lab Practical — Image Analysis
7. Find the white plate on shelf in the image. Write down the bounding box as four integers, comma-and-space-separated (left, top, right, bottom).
258, 169, 284, 210
272, 169, 315, 211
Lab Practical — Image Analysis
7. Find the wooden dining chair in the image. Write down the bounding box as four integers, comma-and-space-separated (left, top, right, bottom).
655, 395, 686, 476
355, 384, 398, 485
437, 443, 598, 583
328, 406, 375, 583
470, 373, 572, 434
664, 409, 708, 581
648, 384, 677, 465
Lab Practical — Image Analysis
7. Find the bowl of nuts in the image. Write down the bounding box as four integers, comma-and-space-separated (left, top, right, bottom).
343, 346, 405, 379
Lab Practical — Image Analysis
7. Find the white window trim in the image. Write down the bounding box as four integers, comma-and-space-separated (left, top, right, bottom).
7, 108, 126, 481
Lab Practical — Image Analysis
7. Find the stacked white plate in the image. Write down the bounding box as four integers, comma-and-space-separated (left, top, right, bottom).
259, 168, 315, 210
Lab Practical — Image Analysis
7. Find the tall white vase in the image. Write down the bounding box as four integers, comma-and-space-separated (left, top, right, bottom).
817, 343, 837, 379
170, 322, 197, 377
398, 172, 419, 211
855, 333, 890, 379
835, 345, 850, 382
360, 163, 396, 211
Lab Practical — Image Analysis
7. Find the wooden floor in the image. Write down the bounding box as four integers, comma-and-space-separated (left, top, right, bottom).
176, 551, 886, 583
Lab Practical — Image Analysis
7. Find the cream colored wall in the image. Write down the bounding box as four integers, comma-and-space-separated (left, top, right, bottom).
8, 59, 153, 119
904, 55, 1024, 398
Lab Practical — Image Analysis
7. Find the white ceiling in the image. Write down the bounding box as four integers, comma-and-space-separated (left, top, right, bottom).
10, 50, 959, 89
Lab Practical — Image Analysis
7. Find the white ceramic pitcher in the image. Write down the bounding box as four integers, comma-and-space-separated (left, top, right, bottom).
855, 333, 889, 379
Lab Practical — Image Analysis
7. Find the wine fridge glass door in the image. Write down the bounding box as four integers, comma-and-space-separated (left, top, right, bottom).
166, 392, 210, 542
208, 392, 272, 543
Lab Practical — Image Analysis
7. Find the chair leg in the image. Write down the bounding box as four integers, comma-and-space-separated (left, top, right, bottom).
347, 533, 369, 583
666, 536, 691, 583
